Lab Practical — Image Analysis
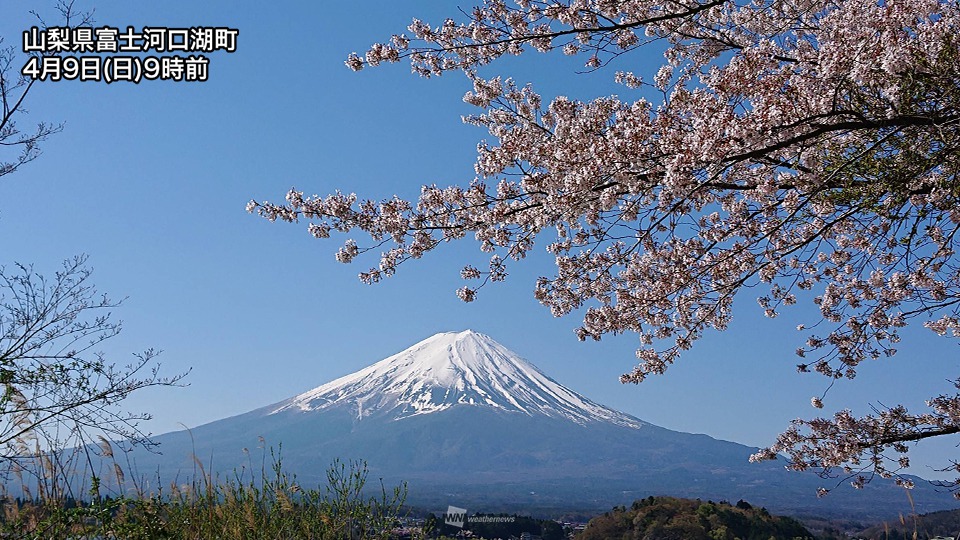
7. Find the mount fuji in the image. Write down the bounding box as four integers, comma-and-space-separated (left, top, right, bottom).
132, 330, 957, 519
271, 330, 641, 428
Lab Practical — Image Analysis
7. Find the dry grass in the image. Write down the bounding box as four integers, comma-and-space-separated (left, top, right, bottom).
0, 445, 408, 539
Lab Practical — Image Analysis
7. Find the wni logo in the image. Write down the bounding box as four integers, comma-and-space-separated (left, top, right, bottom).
444, 505, 467, 528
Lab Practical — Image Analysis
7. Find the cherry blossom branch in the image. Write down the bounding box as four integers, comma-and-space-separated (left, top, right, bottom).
251, 0, 960, 493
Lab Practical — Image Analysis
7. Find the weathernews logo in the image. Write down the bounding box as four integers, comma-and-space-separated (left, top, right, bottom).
443, 505, 515, 529
444, 506, 467, 528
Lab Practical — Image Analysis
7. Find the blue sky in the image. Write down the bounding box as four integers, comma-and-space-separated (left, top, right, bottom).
1, 1, 958, 484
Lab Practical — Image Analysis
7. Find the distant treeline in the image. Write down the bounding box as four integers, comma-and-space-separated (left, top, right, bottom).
576, 496, 814, 540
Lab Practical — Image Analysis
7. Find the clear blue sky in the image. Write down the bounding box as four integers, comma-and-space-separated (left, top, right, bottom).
1, 1, 958, 483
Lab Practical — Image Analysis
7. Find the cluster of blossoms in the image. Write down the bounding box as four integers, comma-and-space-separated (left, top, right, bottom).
251, 0, 960, 493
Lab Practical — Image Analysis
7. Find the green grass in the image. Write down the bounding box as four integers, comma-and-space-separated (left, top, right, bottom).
0, 446, 411, 539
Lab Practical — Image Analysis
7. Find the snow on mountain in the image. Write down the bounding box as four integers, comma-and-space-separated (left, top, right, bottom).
121, 330, 960, 519
270, 330, 643, 428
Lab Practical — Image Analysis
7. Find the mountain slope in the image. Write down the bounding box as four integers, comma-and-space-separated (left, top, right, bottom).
130, 331, 959, 520
270, 330, 641, 428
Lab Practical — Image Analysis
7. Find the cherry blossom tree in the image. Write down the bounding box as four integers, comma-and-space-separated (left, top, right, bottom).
249, 0, 960, 494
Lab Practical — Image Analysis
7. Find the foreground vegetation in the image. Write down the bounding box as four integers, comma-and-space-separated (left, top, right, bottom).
6, 465, 952, 540
0, 450, 406, 539
854, 505, 960, 540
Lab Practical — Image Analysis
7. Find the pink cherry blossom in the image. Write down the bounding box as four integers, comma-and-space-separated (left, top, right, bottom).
252, 0, 960, 494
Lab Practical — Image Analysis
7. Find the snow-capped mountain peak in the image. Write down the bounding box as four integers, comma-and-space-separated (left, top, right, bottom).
271, 330, 643, 428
